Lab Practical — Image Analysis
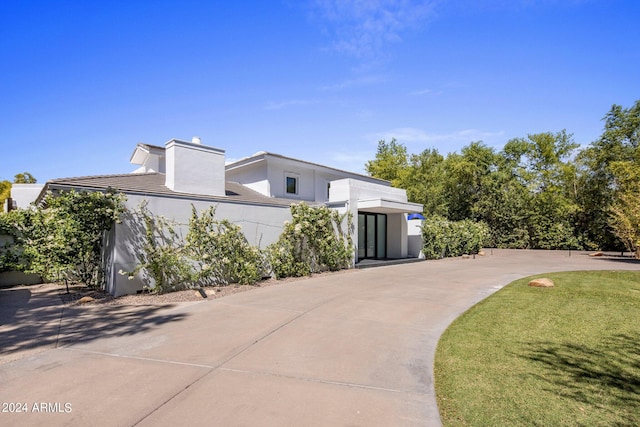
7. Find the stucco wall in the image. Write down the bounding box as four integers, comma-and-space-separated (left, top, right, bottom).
386, 213, 408, 258
407, 220, 423, 258
329, 178, 402, 203
267, 159, 317, 201
225, 161, 270, 196
9, 184, 45, 210
227, 156, 390, 204
264, 159, 383, 203
106, 194, 292, 297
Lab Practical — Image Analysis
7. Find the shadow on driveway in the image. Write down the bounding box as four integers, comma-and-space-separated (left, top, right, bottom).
0, 285, 189, 364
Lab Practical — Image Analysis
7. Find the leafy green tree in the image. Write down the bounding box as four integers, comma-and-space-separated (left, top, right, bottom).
442, 142, 499, 221
503, 130, 578, 193
8, 189, 126, 286
501, 131, 581, 249
472, 166, 531, 248
608, 147, 640, 257
403, 148, 447, 215
609, 193, 640, 257
19, 206, 75, 282
363, 103, 640, 251
365, 138, 409, 186
14, 172, 37, 184
576, 100, 640, 250
0, 180, 10, 209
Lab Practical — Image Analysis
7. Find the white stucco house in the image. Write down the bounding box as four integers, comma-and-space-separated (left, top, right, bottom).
36, 137, 423, 296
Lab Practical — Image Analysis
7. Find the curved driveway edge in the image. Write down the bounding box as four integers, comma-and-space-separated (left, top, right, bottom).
0, 250, 638, 426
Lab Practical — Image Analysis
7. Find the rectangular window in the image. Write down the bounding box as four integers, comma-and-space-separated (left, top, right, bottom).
286, 175, 298, 195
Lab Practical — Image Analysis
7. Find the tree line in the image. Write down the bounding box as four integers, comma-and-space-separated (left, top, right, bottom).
365, 100, 640, 255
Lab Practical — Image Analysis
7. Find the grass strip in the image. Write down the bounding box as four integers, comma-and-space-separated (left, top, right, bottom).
435, 270, 640, 426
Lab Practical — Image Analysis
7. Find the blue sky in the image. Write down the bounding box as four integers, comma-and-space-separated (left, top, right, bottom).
2, 0, 639, 183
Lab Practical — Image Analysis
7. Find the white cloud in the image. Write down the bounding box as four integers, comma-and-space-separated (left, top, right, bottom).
369, 127, 505, 144
409, 88, 433, 96
330, 150, 374, 173
310, 0, 438, 58
320, 75, 386, 91
370, 127, 430, 142
408, 88, 445, 96
356, 109, 376, 119
264, 99, 318, 110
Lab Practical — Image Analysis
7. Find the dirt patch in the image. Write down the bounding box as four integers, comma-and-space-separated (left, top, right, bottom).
40, 269, 356, 306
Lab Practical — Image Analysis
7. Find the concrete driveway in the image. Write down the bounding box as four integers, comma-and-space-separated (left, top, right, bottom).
1, 250, 638, 426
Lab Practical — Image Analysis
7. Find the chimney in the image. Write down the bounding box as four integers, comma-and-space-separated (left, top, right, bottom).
165, 138, 226, 197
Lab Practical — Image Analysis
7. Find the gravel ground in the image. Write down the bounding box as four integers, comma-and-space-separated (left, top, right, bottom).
52, 269, 355, 306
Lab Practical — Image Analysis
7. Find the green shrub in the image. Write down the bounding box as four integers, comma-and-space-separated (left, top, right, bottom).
122, 202, 193, 293
421, 216, 489, 260
267, 203, 353, 279
126, 204, 266, 293
0, 189, 125, 286
268, 237, 311, 278
186, 206, 264, 286
0, 210, 28, 273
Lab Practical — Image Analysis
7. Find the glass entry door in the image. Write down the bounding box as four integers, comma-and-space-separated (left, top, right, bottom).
357, 212, 387, 260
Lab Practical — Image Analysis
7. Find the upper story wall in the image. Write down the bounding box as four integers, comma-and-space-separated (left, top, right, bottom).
225, 160, 270, 196
265, 157, 341, 202
328, 178, 409, 204
226, 153, 390, 203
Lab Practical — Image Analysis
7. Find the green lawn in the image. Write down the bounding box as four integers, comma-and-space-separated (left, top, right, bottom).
435, 270, 640, 427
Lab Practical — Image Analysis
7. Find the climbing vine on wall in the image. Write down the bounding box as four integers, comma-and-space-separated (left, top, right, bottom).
186, 206, 265, 286
267, 202, 353, 279
124, 203, 266, 293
